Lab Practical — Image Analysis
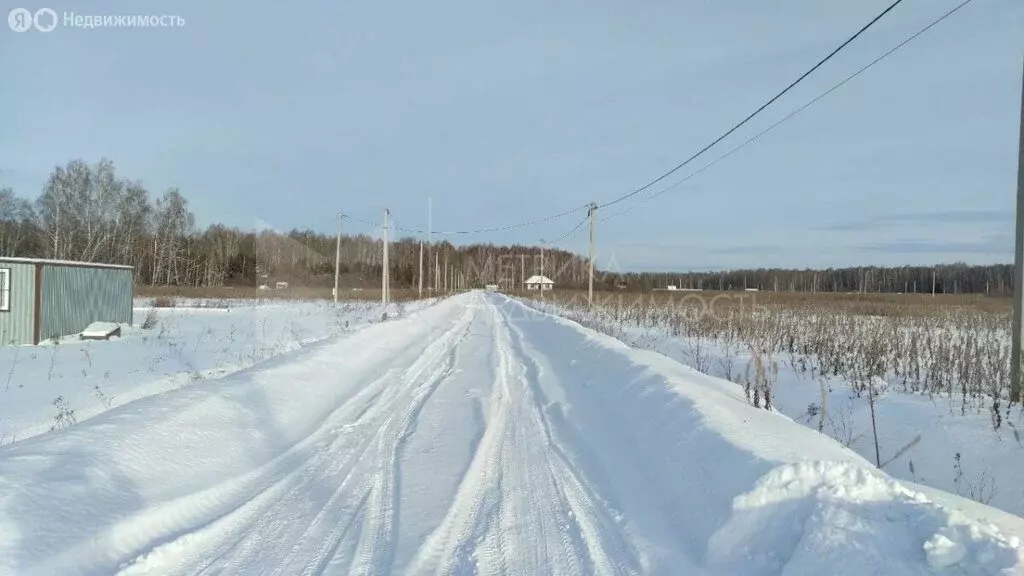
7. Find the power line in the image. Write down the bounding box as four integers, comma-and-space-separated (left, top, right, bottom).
339, 0, 906, 238
343, 0, 941, 238
596, 0, 907, 210
343, 214, 383, 232
545, 212, 590, 246
351, 204, 589, 237
599, 0, 976, 223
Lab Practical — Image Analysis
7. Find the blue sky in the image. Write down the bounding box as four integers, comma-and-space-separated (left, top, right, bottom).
1, 0, 1021, 271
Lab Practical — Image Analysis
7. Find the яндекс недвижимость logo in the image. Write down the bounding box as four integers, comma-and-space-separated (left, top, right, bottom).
8, 7, 57, 32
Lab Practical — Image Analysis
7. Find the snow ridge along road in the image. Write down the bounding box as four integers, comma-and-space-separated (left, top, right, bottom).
0, 292, 1021, 575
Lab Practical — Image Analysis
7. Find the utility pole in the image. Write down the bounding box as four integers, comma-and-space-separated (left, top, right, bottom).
382, 209, 390, 306
588, 202, 597, 306
428, 196, 432, 293
540, 243, 545, 278
932, 268, 936, 298
520, 254, 525, 292
333, 212, 343, 304
435, 252, 440, 292
418, 241, 424, 299
1011, 64, 1024, 404
540, 240, 546, 300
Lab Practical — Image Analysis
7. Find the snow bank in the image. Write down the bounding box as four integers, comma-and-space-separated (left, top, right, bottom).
0, 297, 464, 575
0, 298, 430, 445
527, 298, 1024, 519
708, 461, 1022, 575
492, 295, 1024, 574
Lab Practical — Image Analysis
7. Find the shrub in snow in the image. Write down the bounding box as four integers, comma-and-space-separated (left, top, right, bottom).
49, 396, 76, 431
142, 308, 160, 330
952, 452, 997, 506
152, 296, 177, 308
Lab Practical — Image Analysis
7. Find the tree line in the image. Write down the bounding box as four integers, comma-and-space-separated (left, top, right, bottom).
0, 159, 588, 289
0, 159, 1011, 294
598, 264, 1013, 296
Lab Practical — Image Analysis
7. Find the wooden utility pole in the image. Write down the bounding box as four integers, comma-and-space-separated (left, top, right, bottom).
1011, 64, 1024, 404
418, 241, 424, 298
540, 241, 546, 300
333, 212, 343, 304
435, 252, 440, 291
428, 196, 432, 292
540, 244, 545, 278
588, 202, 597, 306
932, 268, 936, 298
382, 209, 390, 305
520, 254, 525, 292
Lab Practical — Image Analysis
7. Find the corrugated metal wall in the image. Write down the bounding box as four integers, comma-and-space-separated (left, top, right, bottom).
39, 266, 133, 341
0, 262, 37, 345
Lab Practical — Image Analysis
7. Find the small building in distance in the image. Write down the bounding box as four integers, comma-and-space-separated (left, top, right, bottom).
524, 275, 554, 291
0, 257, 133, 345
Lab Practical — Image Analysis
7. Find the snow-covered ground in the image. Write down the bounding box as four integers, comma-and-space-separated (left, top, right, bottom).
0, 292, 1021, 574
526, 298, 1024, 520
0, 298, 433, 446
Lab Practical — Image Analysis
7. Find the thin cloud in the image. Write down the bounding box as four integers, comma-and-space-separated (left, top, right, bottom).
813, 210, 1010, 232
860, 235, 1011, 255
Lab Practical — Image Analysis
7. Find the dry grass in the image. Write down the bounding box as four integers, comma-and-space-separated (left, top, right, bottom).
136, 285, 440, 302
529, 289, 1016, 425
539, 289, 1010, 316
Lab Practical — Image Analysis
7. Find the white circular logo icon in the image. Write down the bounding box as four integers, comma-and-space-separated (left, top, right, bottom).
33, 7, 56, 32
8, 7, 32, 32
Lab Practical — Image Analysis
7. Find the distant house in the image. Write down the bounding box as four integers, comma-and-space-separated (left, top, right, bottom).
275, 281, 289, 290
0, 257, 133, 345
524, 275, 554, 291
485, 284, 500, 292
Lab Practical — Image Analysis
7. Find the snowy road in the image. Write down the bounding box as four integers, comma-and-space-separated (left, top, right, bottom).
1, 293, 1022, 575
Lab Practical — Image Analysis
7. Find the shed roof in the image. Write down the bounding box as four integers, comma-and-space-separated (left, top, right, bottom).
524, 275, 554, 284
0, 257, 134, 271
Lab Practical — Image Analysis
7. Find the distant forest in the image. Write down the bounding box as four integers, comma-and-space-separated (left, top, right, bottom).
0, 159, 1012, 295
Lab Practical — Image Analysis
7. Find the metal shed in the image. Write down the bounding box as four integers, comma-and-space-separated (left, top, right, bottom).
0, 257, 133, 345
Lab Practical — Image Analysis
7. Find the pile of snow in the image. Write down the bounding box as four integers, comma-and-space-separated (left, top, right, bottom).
708, 461, 1021, 574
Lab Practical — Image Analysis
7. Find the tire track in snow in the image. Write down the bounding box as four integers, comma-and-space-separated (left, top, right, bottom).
346, 307, 470, 576
407, 297, 637, 576
501, 304, 643, 576
116, 304, 478, 576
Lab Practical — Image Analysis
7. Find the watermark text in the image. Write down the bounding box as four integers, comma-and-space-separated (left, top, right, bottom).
8, 8, 185, 32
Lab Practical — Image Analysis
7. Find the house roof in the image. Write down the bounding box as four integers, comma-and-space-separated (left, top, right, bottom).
0, 257, 134, 270
524, 275, 554, 284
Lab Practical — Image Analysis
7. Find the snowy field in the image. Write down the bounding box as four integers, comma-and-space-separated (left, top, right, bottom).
527, 298, 1024, 519
0, 292, 1022, 575
0, 297, 433, 446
